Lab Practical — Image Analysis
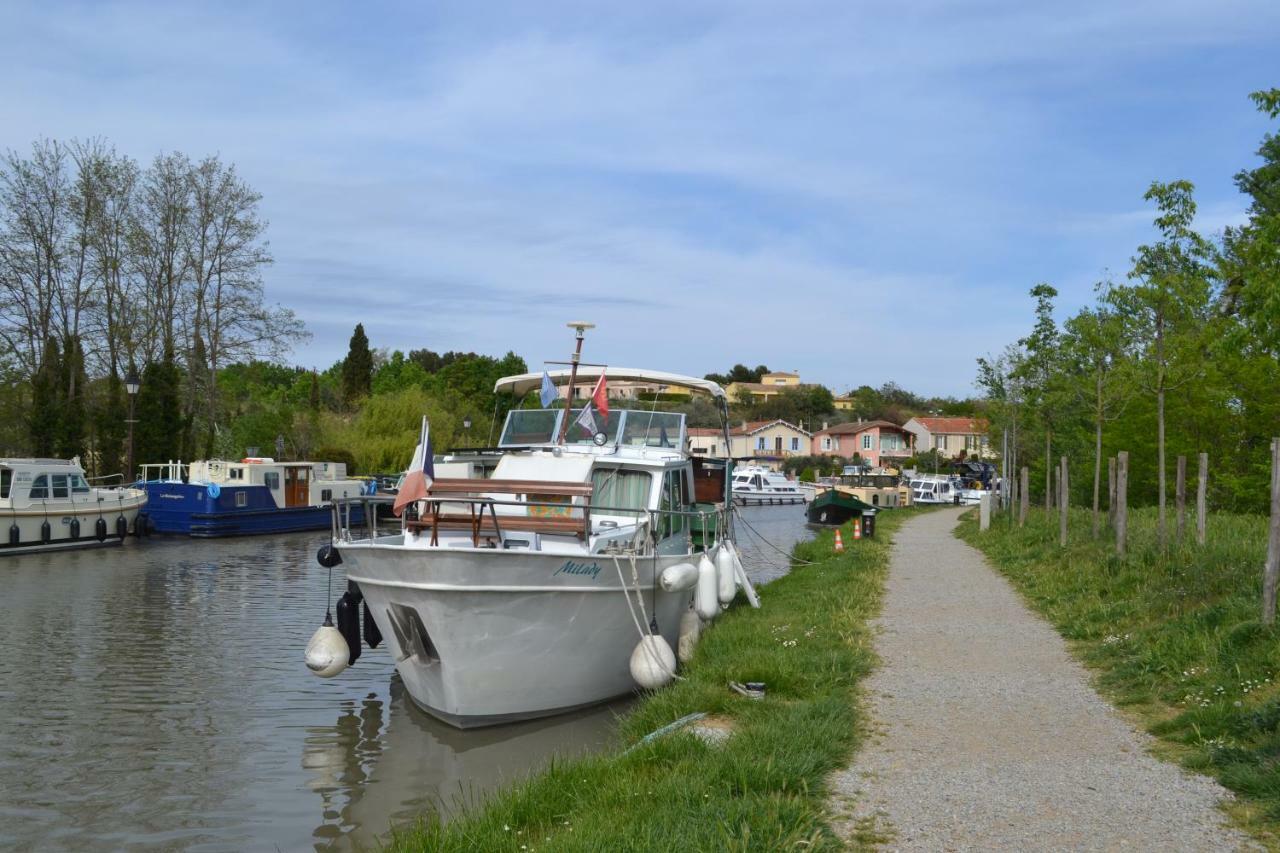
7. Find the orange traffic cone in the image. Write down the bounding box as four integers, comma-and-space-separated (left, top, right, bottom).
853, 520, 862, 541
834, 529, 844, 553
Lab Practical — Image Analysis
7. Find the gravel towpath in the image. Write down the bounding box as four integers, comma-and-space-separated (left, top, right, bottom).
830, 507, 1252, 851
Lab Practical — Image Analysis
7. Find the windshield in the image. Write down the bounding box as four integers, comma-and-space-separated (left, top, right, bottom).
566, 409, 622, 444
500, 410, 560, 445
621, 411, 682, 448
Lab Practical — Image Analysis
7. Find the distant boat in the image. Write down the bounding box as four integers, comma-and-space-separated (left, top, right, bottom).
140, 458, 369, 537
731, 465, 805, 505
0, 457, 147, 554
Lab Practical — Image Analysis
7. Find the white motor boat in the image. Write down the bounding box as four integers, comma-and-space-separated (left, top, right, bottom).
0, 457, 148, 554
319, 349, 751, 728
908, 473, 963, 505
731, 464, 805, 505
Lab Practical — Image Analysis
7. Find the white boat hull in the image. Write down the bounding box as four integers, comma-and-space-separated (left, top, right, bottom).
0, 492, 147, 555
341, 540, 695, 727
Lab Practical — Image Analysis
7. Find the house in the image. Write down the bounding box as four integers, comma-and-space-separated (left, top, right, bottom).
724, 371, 805, 403
832, 395, 857, 411
728, 419, 812, 470
686, 427, 725, 457
810, 420, 914, 468
903, 416, 991, 460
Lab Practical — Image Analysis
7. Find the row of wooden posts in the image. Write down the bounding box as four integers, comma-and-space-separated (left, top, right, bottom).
991, 439, 1280, 627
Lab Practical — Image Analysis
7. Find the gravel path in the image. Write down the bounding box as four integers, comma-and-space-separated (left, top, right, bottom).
830, 507, 1252, 851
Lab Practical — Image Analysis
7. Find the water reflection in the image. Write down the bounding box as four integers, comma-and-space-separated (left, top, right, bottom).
0, 506, 808, 851
307, 679, 628, 850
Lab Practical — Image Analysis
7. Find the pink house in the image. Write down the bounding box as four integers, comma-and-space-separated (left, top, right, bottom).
810, 420, 914, 468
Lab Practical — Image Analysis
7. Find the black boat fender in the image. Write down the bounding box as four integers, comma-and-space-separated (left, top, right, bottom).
116, 516, 128, 539
335, 585, 362, 666
40, 520, 51, 544
9, 523, 19, 546
362, 601, 382, 648
316, 544, 342, 568
95, 517, 107, 542
69, 518, 80, 539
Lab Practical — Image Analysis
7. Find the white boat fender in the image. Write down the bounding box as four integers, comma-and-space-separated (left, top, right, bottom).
659, 562, 699, 592
335, 587, 362, 666
678, 608, 701, 663
726, 541, 761, 609
715, 545, 736, 605
305, 615, 350, 678
629, 634, 677, 689
696, 553, 718, 621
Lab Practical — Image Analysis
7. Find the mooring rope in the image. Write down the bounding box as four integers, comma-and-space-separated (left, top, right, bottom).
730, 505, 821, 566
611, 553, 684, 682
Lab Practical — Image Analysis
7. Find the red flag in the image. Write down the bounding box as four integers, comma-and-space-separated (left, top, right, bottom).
591, 372, 608, 419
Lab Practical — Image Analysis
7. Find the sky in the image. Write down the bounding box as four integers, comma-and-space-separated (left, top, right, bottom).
3, 1, 1278, 397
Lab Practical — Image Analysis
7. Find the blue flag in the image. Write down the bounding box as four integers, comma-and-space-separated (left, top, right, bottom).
540, 370, 558, 407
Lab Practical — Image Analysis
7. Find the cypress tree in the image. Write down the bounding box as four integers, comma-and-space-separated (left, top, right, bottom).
135, 347, 184, 466
95, 373, 127, 477
56, 334, 87, 459
30, 337, 62, 457
342, 323, 373, 404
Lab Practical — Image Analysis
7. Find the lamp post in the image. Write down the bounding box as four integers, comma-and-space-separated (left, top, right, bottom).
462, 416, 472, 447
125, 368, 140, 480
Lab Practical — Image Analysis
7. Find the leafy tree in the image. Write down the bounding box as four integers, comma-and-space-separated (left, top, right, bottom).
134, 348, 184, 469
56, 333, 87, 459
1011, 284, 1062, 507
29, 337, 61, 456
704, 363, 769, 385
341, 323, 373, 403
94, 373, 127, 477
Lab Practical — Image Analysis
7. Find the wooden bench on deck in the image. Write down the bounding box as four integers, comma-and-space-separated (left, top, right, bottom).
405, 477, 594, 546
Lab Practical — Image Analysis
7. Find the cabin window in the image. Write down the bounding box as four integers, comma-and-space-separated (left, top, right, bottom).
658, 469, 689, 538
590, 468, 650, 519
873, 494, 880, 505
29, 475, 48, 499
71, 474, 90, 494
321, 489, 332, 502
500, 409, 559, 445
264, 472, 280, 490
229, 468, 244, 480
51, 474, 69, 499
621, 411, 682, 448
567, 409, 622, 445
0, 470, 9, 498
235, 491, 248, 507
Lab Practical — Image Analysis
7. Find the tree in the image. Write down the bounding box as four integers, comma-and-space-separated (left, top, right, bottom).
1061, 300, 1131, 537
56, 333, 87, 458
1013, 283, 1062, 508
134, 348, 184, 466
342, 323, 373, 404
1108, 181, 1218, 548
29, 336, 61, 456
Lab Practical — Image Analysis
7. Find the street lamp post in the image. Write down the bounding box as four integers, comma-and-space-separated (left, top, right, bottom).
125, 368, 140, 480
462, 416, 472, 447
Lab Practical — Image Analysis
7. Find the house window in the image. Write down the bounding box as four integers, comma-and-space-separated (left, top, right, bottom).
790, 437, 800, 451
756, 437, 766, 450
822, 437, 832, 451
935, 435, 947, 450
862, 434, 872, 451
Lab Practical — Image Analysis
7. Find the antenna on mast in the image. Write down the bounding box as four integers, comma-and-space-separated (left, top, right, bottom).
556, 321, 595, 444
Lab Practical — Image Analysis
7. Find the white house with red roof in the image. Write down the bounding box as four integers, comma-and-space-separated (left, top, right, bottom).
904, 416, 992, 460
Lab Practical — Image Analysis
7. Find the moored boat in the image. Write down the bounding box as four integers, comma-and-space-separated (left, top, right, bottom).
311, 332, 754, 728
0, 457, 147, 554
731, 464, 805, 505
141, 458, 369, 537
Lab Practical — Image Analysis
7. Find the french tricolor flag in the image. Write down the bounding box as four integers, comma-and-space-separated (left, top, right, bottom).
394, 416, 435, 517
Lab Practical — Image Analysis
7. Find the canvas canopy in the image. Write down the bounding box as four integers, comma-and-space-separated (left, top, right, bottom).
494, 367, 726, 401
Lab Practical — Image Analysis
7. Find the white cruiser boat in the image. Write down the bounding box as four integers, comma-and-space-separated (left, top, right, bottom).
0, 457, 148, 554
732, 464, 805, 505
908, 473, 963, 505
320, 356, 751, 728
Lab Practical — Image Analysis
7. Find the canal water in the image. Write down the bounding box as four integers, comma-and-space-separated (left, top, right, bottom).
0, 505, 811, 851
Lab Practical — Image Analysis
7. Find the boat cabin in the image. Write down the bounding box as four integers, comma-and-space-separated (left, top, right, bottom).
145, 458, 365, 509
0, 458, 95, 508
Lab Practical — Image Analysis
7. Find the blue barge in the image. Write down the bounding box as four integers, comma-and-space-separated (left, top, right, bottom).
140, 459, 371, 538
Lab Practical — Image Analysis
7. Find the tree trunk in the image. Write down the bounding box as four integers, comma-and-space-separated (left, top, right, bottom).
1092, 396, 1103, 539
1107, 457, 1117, 530
1060, 456, 1069, 548
1196, 452, 1208, 546
1116, 451, 1129, 556
1019, 466, 1029, 527
1263, 439, 1280, 626
1176, 455, 1187, 543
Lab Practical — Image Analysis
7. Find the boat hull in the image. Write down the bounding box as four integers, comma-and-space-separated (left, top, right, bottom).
806, 489, 874, 526
0, 497, 146, 555
340, 541, 695, 727
145, 482, 365, 537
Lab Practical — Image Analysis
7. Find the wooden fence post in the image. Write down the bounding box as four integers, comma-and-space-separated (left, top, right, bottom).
1116, 451, 1129, 556
1196, 452, 1208, 546
1264, 439, 1280, 626
1176, 455, 1187, 543
1060, 456, 1069, 548
1051, 467, 1058, 510
1019, 466, 1029, 528
1107, 456, 1117, 530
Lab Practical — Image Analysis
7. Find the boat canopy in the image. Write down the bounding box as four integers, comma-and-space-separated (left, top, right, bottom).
494, 367, 725, 401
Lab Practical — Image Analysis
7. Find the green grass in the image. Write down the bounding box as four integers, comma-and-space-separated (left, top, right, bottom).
387, 510, 915, 852
959, 506, 1280, 843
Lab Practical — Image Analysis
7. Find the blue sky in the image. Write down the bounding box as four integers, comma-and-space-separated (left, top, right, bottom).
3, 1, 1278, 396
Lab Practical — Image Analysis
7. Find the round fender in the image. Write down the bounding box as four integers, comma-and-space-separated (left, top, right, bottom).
207, 482, 221, 499
317, 544, 343, 568
658, 562, 698, 592
95, 517, 107, 542
116, 516, 128, 539
69, 518, 80, 539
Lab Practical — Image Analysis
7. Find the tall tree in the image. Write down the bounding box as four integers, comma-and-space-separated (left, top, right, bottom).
29, 336, 61, 456
1013, 283, 1061, 508
342, 323, 373, 404
134, 348, 184, 467
1108, 181, 1218, 547
56, 333, 87, 459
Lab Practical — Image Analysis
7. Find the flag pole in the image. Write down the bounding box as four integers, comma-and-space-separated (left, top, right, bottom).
557, 321, 594, 445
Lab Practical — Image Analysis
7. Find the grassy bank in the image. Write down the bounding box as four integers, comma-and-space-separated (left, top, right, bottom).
959, 507, 1280, 840
389, 511, 912, 852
